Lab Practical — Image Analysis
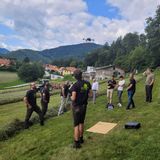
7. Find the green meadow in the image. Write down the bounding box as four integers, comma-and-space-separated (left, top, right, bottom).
0, 71, 25, 89
0, 71, 160, 160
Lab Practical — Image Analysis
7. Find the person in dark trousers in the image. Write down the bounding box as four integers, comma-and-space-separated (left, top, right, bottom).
24, 82, 44, 129
126, 73, 136, 110
143, 68, 155, 103
70, 69, 92, 149
41, 82, 50, 117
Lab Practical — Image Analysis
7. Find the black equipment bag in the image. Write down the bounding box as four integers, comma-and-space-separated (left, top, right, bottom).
125, 122, 141, 129
106, 103, 114, 110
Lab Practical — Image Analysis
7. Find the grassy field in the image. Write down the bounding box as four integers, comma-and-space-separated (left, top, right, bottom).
0, 72, 18, 83
0, 71, 160, 160
0, 92, 61, 130
0, 71, 25, 89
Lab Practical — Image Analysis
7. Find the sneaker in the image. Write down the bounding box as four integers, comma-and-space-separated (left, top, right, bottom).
58, 111, 63, 116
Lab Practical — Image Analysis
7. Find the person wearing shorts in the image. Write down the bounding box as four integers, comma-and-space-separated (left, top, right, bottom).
70, 69, 91, 149
107, 76, 116, 104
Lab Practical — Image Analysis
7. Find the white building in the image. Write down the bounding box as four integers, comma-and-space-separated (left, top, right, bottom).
83, 65, 125, 80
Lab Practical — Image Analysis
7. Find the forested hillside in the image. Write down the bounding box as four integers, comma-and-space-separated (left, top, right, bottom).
84, 6, 160, 71
4, 43, 101, 63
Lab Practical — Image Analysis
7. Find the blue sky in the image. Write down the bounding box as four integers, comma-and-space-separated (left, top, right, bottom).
0, 0, 159, 50
85, 0, 121, 19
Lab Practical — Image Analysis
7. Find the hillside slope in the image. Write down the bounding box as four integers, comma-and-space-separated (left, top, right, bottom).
5, 49, 49, 63
0, 71, 160, 160
40, 43, 102, 60
0, 48, 9, 54
4, 43, 102, 63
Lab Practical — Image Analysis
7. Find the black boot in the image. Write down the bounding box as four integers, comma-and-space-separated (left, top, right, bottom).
79, 136, 84, 144
73, 140, 81, 149
40, 120, 44, 126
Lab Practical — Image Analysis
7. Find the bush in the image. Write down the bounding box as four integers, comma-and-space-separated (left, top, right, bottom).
18, 62, 44, 82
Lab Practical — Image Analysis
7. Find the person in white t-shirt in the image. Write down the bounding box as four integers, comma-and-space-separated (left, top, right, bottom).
117, 76, 125, 107
92, 79, 99, 104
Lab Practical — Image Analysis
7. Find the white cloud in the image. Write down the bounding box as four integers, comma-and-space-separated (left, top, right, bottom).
106, 0, 160, 36
107, 0, 159, 21
0, 0, 159, 50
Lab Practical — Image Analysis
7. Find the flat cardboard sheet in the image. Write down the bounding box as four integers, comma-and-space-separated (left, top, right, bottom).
87, 121, 117, 134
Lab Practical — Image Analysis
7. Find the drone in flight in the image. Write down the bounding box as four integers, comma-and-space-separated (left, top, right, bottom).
83, 38, 95, 42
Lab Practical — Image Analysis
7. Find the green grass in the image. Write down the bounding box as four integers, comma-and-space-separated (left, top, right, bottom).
0, 71, 160, 160
0, 72, 18, 83
51, 75, 75, 83
0, 71, 25, 89
0, 82, 61, 105
0, 94, 61, 130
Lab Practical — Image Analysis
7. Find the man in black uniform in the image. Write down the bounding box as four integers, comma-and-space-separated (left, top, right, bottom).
70, 69, 91, 149
41, 82, 50, 117
24, 82, 44, 129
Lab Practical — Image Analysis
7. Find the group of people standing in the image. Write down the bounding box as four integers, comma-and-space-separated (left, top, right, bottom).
23, 70, 91, 149
23, 67, 155, 149
104, 68, 155, 110
108, 73, 136, 110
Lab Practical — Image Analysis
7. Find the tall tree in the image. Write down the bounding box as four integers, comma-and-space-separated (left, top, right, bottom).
122, 32, 140, 54
145, 6, 160, 67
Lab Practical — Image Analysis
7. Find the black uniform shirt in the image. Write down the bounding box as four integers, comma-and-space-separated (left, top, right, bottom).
71, 80, 91, 106
26, 89, 37, 106
41, 88, 50, 103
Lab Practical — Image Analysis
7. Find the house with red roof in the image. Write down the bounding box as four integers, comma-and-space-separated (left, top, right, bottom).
45, 64, 77, 76
0, 58, 11, 67
45, 64, 59, 72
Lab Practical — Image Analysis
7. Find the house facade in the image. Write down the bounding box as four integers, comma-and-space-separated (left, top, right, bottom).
45, 64, 59, 72
0, 58, 11, 67
45, 64, 77, 77
83, 65, 125, 80
59, 67, 77, 76
95, 65, 125, 80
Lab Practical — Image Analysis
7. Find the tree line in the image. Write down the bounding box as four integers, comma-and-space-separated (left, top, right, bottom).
50, 6, 160, 72
6, 5, 160, 82
84, 6, 160, 72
